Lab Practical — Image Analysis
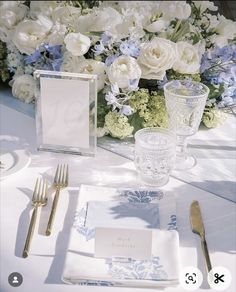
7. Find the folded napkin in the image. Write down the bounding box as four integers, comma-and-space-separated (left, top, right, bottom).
62, 185, 180, 287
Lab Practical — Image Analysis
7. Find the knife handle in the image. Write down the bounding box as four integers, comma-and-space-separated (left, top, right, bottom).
201, 238, 212, 274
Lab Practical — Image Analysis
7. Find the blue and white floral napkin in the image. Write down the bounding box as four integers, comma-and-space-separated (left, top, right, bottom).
62, 184, 180, 287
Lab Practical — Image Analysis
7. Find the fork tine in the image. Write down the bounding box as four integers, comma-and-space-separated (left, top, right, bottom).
54, 165, 59, 184
59, 164, 64, 184
44, 180, 48, 202
40, 179, 45, 202
32, 178, 39, 201
62, 164, 66, 185
65, 164, 69, 186
38, 179, 42, 202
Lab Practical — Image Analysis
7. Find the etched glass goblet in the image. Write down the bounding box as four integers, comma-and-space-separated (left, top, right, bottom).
164, 80, 209, 170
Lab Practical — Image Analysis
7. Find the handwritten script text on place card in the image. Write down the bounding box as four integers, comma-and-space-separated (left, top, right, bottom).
94, 227, 152, 260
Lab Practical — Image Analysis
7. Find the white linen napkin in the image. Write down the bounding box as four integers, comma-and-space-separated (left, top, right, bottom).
62, 185, 180, 287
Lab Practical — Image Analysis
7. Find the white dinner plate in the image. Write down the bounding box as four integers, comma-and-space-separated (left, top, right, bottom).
0, 140, 31, 179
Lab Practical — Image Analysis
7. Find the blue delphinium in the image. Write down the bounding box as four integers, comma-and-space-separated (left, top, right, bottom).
24, 43, 63, 71
105, 82, 134, 116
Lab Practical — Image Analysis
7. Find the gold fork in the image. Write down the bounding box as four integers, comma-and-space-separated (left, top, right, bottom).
22, 178, 48, 258
46, 164, 68, 236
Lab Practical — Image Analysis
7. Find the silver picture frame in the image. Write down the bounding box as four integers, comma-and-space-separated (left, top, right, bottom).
34, 70, 97, 156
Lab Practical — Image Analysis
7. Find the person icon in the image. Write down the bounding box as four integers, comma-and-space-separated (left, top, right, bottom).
8, 272, 23, 287
12, 276, 19, 284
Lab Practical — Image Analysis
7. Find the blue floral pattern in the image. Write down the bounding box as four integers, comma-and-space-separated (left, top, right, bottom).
118, 189, 164, 203
73, 209, 95, 241
167, 215, 177, 230
108, 257, 168, 281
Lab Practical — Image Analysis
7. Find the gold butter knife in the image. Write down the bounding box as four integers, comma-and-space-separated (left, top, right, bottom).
190, 200, 212, 273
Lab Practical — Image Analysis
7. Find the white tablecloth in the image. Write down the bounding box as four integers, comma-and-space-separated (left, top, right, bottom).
0, 90, 236, 292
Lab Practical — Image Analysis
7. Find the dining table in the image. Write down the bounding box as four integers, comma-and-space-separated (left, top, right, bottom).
0, 86, 236, 292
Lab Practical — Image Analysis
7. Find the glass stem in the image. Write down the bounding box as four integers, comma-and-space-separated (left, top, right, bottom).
176, 135, 188, 161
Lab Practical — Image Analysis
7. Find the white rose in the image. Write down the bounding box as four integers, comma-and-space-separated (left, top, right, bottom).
64, 33, 91, 57
138, 37, 176, 80
0, 2, 28, 42
209, 35, 228, 48
107, 55, 141, 89
12, 74, 36, 103
61, 52, 85, 72
159, 1, 191, 20
90, 7, 122, 32
52, 6, 81, 26
193, 1, 218, 12
216, 15, 236, 41
30, 1, 59, 19
173, 42, 201, 74
47, 23, 67, 46
12, 20, 51, 55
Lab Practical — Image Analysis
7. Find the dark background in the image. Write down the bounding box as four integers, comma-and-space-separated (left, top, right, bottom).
213, 1, 236, 20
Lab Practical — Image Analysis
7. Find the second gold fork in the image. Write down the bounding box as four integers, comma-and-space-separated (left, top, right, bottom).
46, 164, 68, 236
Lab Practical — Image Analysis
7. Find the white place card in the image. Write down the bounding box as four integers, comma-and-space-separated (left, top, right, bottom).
34, 70, 97, 156
94, 227, 152, 260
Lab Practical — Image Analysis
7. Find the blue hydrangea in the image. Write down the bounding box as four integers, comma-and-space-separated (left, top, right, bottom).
105, 54, 119, 66
120, 40, 140, 58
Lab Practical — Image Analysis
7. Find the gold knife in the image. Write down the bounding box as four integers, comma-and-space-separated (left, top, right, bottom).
190, 200, 212, 273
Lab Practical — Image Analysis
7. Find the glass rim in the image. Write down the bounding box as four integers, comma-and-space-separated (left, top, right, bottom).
163, 80, 209, 99
134, 127, 176, 149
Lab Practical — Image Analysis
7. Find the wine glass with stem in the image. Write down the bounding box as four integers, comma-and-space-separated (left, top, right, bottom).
164, 80, 209, 170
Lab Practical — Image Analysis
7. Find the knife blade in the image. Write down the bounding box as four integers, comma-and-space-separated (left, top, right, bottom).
190, 200, 212, 273
190, 200, 205, 237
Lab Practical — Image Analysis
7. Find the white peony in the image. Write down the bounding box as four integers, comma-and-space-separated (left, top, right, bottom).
12, 20, 51, 55
173, 41, 201, 74
64, 33, 91, 57
138, 37, 176, 80
107, 55, 141, 89
61, 53, 105, 91
76, 59, 106, 92
0, 2, 28, 42
159, 1, 191, 20
12, 74, 36, 103
193, 1, 218, 12
215, 15, 236, 41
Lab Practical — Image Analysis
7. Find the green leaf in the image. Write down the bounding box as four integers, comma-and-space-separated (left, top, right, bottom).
128, 112, 144, 134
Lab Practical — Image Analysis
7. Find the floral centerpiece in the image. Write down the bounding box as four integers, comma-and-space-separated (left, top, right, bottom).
0, 1, 236, 139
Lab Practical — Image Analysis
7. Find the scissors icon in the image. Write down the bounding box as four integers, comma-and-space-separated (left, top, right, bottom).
214, 273, 225, 284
